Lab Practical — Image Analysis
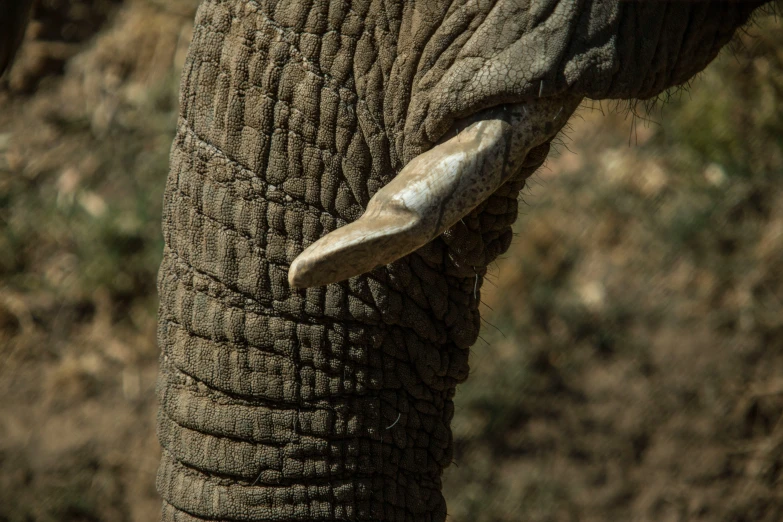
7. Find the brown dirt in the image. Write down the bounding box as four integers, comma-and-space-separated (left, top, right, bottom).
0, 3, 781, 521
0, 2, 196, 520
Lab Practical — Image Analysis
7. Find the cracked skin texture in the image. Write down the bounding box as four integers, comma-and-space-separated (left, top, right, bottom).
156, 1, 765, 520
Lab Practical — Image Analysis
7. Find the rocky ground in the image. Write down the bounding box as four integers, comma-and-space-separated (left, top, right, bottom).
0, 2, 781, 521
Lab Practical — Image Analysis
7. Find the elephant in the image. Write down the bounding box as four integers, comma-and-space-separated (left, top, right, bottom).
0, 1, 774, 521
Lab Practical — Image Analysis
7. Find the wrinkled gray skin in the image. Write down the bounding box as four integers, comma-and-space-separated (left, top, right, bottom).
0, 1, 769, 521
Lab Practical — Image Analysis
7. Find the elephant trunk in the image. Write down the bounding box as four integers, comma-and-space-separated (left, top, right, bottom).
154, 1, 559, 516
154, 2, 535, 520
155, 277, 455, 521
155, 125, 544, 519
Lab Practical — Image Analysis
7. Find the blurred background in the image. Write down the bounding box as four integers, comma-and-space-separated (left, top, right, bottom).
0, 1, 780, 521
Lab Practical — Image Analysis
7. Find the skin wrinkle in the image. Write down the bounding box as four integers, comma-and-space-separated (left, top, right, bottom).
176, 106, 361, 219
646, 4, 673, 97
154, 0, 769, 520
660, 5, 693, 96
160, 278, 431, 359
409, 0, 582, 149
161, 377, 398, 445
159, 386, 443, 472
634, 3, 667, 96
160, 271, 462, 398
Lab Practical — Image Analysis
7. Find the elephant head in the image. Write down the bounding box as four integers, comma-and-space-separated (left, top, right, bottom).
143, 1, 774, 520
0, 1, 770, 520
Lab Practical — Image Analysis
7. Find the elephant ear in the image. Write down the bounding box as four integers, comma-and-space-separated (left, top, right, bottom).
0, 0, 34, 79
288, 95, 581, 289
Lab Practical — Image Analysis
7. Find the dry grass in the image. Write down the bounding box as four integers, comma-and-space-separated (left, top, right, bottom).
0, 1, 196, 520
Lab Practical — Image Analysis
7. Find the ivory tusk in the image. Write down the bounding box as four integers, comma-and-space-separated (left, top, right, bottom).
288, 97, 580, 288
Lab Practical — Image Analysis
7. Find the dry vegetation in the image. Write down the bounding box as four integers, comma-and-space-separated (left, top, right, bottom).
1, 2, 196, 520
0, 2, 781, 521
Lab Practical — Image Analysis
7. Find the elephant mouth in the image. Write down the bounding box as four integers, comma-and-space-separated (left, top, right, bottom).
288, 96, 581, 289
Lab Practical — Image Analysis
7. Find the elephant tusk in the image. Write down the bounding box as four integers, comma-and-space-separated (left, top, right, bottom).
288, 96, 580, 289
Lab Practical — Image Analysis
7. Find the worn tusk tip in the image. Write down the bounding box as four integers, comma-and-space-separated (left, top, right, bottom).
287, 256, 313, 289
288, 249, 345, 289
